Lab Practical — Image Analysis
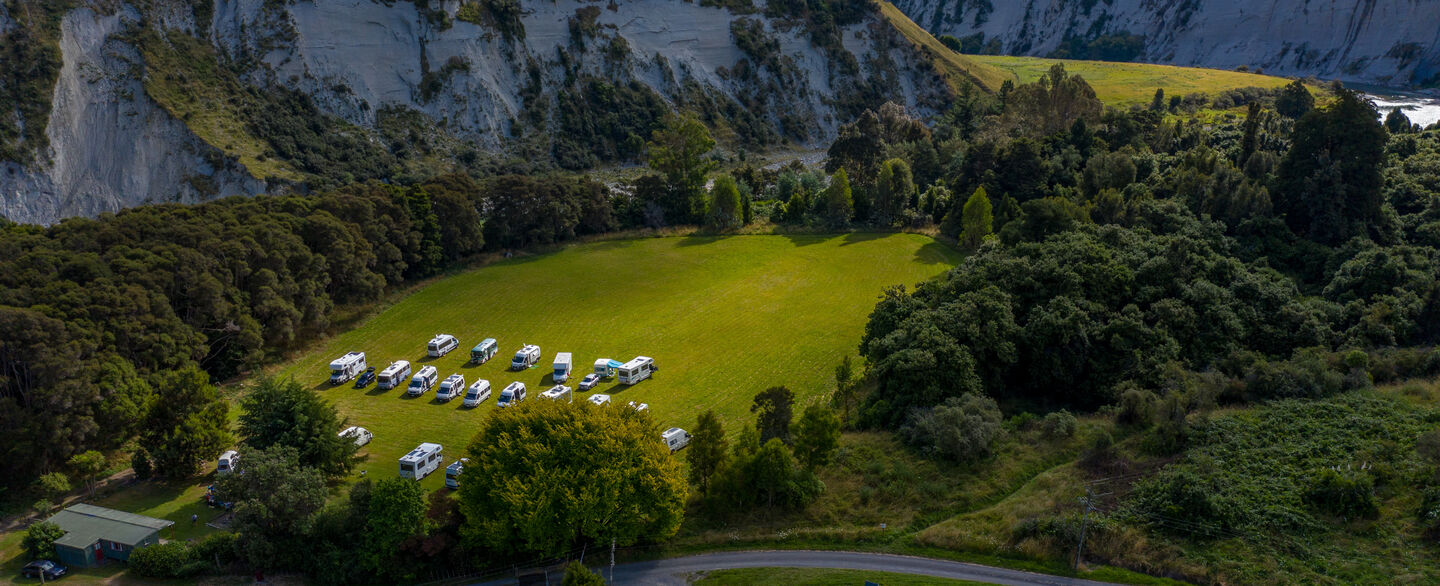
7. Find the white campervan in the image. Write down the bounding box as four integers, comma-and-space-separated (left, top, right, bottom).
217, 450, 240, 474
437, 373, 465, 402
329, 351, 367, 384
617, 356, 654, 385
377, 360, 412, 391
510, 345, 541, 370
627, 401, 649, 413
427, 334, 459, 358
444, 458, 470, 489
408, 365, 439, 397
552, 352, 573, 383
540, 385, 572, 402
594, 358, 618, 378
399, 443, 443, 480
463, 379, 492, 407
662, 428, 691, 453
587, 393, 611, 407
497, 381, 526, 407
339, 426, 372, 447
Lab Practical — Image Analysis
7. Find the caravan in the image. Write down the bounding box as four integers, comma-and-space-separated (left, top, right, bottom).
463, 379, 492, 407
617, 356, 655, 385
377, 361, 412, 391
662, 428, 691, 453
437, 374, 465, 402
587, 393, 612, 407
593, 358, 620, 378
328, 352, 367, 384
540, 385, 572, 402
408, 365, 439, 397
399, 443, 443, 480
470, 338, 498, 364
510, 345, 541, 370
497, 382, 527, 407
552, 352, 573, 383
444, 458, 470, 489
427, 334, 459, 358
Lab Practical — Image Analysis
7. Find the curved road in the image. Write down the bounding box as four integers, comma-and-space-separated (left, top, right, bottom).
479, 550, 1119, 585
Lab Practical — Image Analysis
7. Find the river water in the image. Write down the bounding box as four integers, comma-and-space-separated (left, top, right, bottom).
1362, 90, 1440, 128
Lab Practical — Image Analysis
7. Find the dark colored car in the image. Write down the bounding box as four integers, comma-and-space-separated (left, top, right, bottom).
354, 366, 377, 388
21, 560, 66, 580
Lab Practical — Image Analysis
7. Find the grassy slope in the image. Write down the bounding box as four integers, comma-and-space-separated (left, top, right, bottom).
697, 567, 986, 585
875, 1, 1012, 93
971, 55, 1292, 107
272, 234, 959, 491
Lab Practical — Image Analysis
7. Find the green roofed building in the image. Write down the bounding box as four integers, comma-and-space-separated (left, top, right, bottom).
48, 504, 173, 567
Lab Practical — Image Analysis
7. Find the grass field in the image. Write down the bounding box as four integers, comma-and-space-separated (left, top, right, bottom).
696, 567, 985, 585
876, 1, 1013, 93
271, 234, 959, 491
970, 55, 1292, 107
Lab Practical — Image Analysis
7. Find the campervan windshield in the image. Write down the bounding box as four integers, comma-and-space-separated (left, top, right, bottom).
400, 462, 415, 473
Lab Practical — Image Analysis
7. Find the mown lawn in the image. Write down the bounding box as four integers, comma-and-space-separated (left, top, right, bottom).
696, 567, 986, 585
970, 55, 1292, 107
269, 234, 960, 491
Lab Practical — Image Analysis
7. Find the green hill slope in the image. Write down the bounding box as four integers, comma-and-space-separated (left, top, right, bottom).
971, 55, 1293, 107
876, 1, 1014, 93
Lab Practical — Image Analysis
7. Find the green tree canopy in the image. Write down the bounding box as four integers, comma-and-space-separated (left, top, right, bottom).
1275, 80, 1315, 118
141, 366, 231, 478
958, 187, 994, 249
707, 174, 743, 229
792, 404, 841, 471
687, 410, 728, 495
216, 446, 328, 570
1275, 90, 1388, 245
819, 168, 854, 226
361, 477, 430, 578
751, 386, 795, 444
239, 377, 359, 478
647, 114, 716, 224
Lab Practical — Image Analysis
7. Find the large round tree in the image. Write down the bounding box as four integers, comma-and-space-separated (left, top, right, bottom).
458, 400, 686, 556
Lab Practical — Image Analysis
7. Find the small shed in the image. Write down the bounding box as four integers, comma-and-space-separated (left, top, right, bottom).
49, 504, 173, 567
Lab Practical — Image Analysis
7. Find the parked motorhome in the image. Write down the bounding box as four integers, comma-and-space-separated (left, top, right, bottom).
444, 458, 470, 489
463, 379, 492, 407
617, 356, 654, 385
377, 361, 411, 391
339, 426, 372, 447
329, 352, 367, 384
662, 428, 691, 453
217, 450, 239, 474
540, 385, 572, 402
497, 382, 527, 407
437, 373, 465, 402
587, 393, 611, 407
470, 338, 498, 364
408, 365, 439, 397
511, 345, 541, 370
594, 358, 620, 378
552, 352, 573, 383
399, 443, 443, 480
427, 334, 459, 358
628, 401, 649, 413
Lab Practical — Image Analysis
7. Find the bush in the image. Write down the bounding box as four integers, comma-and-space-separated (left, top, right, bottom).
1116, 387, 1157, 427
22, 522, 64, 561
131, 448, 153, 480
901, 393, 1003, 462
561, 561, 606, 586
1303, 468, 1378, 519
190, 531, 238, 567
129, 542, 194, 578
1039, 410, 1078, 439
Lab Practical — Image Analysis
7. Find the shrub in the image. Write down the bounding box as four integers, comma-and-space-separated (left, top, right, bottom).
22, 522, 64, 561
561, 561, 606, 586
190, 531, 238, 567
129, 542, 194, 578
1039, 410, 1078, 439
1116, 387, 1157, 427
131, 448, 154, 480
1303, 468, 1378, 519
901, 393, 1003, 462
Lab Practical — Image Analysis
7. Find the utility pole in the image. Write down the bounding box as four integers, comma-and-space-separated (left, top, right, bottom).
609, 538, 616, 583
1073, 486, 1097, 571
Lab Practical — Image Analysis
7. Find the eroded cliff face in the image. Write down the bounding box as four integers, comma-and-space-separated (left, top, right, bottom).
895, 0, 1440, 89
1, 0, 951, 224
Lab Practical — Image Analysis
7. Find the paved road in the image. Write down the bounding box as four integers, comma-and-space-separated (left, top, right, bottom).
478, 550, 1120, 585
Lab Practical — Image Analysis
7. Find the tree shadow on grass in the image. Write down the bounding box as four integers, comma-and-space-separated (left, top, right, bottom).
366, 385, 393, 397
676, 234, 724, 247
778, 232, 840, 247
839, 231, 894, 246
912, 240, 959, 265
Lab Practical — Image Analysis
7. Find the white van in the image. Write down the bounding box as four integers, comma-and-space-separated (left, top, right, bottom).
540, 385, 572, 402
618, 356, 654, 385
498, 381, 527, 407
552, 352, 573, 383
427, 334, 459, 358
339, 426, 372, 447
463, 379, 492, 407
587, 393, 611, 407
437, 373, 466, 402
510, 345, 541, 370
444, 458, 470, 489
594, 358, 619, 378
662, 428, 691, 453
217, 450, 240, 474
377, 360, 412, 391
408, 365, 439, 397
627, 401, 649, 413
399, 443, 443, 480
329, 351, 367, 384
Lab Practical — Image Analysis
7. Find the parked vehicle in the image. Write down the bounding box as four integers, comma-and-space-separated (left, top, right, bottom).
470, 338, 498, 364
444, 458, 470, 489
510, 344, 541, 370
587, 393, 611, 407
463, 379, 492, 407
353, 366, 377, 389
217, 450, 239, 475
437, 373, 466, 402
617, 356, 655, 385
578, 373, 601, 391
628, 401, 649, 412
329, 351, 367, 384
498, 381, 527, 407
662, 427, 692, 453
427, 334, 459, 358
399, 443, 443, 480
552, 352, 573, 383
593, 358, 619, 378
540, 385, 572, 402
377, 360, 412, 391
408, 365, 439, 397
205, 485, 232, 509
339, 426, 372, 447
22, 560, 67, 580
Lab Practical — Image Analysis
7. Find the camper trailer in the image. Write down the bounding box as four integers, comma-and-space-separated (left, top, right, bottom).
497, 382, 527, 407
617, 356, 655, 385
587, 393, 612, 407
407, 365, 439, 397
662, 428, 691, 453
540, 385, 572, 402
437, 374, 466, 402
628, 401, 649, 413
329, 352, 367, 384
377, 361, 412, 391
217, 450, 240, 474
510, 345, 541, 370
470, 338, 498, 364
593, 358, 619, 378
427, 334, 459, 358
444, 458, 470, 489
463, 379, 492, 407
552, 352, 573, 383
399, 443, 443, 480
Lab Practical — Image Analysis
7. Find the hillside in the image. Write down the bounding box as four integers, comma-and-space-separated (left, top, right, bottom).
893, 0, 1440, 89
874, 1, 1013, 93
0, 0, 956, 225
972, 55, 1292, 107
